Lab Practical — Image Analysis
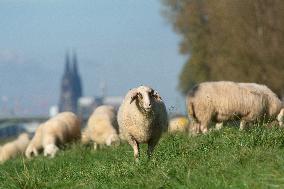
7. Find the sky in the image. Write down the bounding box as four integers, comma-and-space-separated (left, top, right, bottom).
0, 0, 186, 117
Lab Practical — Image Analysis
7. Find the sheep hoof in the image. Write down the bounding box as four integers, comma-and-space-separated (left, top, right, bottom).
135, 158, 140, 164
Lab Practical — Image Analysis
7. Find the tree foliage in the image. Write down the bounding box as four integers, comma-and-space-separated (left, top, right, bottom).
163, 0, 284, 96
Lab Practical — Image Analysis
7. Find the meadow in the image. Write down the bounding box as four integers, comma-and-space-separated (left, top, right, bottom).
1, 125, 284, 189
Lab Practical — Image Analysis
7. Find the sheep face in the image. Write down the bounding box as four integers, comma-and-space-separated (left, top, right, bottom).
278, 108, 284, 127
130, 86, 161, 112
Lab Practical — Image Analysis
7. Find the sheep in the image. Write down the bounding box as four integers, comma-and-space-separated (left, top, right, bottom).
168, 116, 189, 133
240, 83, 283, 124
186, 81, 275, 134
81, 105, 120, 150
0, 133, 30, 163
213, 83, 284, 130
25, 112, 81, 159
117, 85, 168, 161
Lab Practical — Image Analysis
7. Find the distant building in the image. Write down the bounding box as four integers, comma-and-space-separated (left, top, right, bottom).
58, 52, 83, 114
56, 51, 123, 119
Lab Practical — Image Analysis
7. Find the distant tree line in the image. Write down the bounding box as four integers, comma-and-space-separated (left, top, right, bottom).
163, 0, 284, 97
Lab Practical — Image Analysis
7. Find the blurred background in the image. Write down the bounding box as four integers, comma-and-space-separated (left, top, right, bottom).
0, 0, 185, 118
0, 0, 283, 138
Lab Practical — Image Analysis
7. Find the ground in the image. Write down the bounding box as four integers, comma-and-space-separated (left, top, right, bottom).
1, 125, 284, 188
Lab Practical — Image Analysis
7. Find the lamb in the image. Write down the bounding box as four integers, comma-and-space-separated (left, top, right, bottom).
186, 81, 277, 134
117, 85, 168, 161
0, 133, 30, 163
168, 116, 189, 133
81, 105, 120, 150
25, 112, 81, 159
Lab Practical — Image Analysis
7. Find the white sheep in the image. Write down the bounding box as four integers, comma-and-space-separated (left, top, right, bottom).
240, 83, 283, 122
0, 133, 30, 163
213, 83, 284, 130
117, 85, 168, 161
25, 112, 81, 159
168, 116, 189, 133
81, 105, 120, 150
186, 81, 277, 134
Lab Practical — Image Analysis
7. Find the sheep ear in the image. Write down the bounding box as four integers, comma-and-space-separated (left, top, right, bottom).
130, 92, 138, 104
152, 90, 162, 100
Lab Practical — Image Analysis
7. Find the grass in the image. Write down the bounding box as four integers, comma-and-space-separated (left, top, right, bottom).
1, 125, 284, 188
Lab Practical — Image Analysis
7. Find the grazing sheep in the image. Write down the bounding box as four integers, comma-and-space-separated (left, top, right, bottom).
25, 112, 81, 159
213, 83, 284, 130
186, 81, 273, 134
81, 105, 120, 150
168, 116, 189, 133
117, 85, 168, 161
239, 83, 284, 124
0, 133, 30, 163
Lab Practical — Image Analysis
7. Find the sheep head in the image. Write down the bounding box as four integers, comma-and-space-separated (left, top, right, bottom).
106, 133, 120, 146
130, 86, 162, 112
278, 108, 284, 127
25, 144, 39, 159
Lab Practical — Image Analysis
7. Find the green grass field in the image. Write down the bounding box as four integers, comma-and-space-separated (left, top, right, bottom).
1, 126, 284, 189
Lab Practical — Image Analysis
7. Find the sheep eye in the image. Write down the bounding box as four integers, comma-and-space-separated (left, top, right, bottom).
138, 93, 143, 99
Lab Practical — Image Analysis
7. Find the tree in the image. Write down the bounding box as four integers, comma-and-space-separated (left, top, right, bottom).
163, 0, 284, 96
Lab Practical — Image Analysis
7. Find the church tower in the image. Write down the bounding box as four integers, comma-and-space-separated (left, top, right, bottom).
58, 51, 83, 114
72, 52, 83, 100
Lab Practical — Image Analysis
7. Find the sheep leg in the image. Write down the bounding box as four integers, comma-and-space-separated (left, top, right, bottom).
147, 138, 159, 159
93, 142, 98, 150
200, 121, 209, 134
128, 136, 139, 162
215, 122, 223, 130
43, 135, 59, 158
44, 144, 59, 158
239, 120, 247, 130
188, 122, 200, 135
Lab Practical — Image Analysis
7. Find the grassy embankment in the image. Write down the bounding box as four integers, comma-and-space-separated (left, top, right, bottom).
1, 125, 284, 188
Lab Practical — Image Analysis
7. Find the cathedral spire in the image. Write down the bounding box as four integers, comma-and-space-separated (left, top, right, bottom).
72, 50, 83, 98
65, 51, 71, 74
72, 50, 78, 75
59, 50, 83, 114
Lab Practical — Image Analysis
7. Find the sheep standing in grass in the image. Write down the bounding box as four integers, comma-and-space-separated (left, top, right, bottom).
118, 85, 168, 161
239, 83, 283, 124
213, 83, 284, 130
186, 81, 276, 134
0, 133, 30, 163
25, 112, 81, 158
81, 105, 120, 150
168, 116, 189, 133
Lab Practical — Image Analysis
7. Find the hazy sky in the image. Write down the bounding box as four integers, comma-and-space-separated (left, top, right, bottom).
0, 0, 186, 116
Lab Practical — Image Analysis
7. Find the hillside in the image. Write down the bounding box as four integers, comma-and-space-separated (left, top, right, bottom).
1, 126, 284, 188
